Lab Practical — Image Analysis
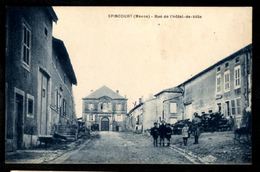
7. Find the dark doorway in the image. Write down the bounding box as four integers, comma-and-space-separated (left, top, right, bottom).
101, 117, 109, 131
15, 93, 24, 149
116, 126, 119, 131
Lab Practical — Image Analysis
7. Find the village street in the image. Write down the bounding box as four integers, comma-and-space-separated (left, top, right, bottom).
48, 132, 191, 164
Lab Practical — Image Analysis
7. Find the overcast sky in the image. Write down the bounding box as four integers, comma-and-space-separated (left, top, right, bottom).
52, 7, 252, 117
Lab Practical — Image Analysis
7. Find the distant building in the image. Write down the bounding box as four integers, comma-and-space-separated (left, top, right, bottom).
126, 99, 144, 133
82, 86, 128, 131
5, 7, 77, 151
154, 87, 184, 124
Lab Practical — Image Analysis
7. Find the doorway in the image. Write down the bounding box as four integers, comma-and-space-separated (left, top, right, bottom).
39, 70, 49, 135
101, 117, 109, 131
15, 93, 24, 149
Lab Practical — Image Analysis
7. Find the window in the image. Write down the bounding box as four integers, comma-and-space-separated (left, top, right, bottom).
88, 103, 94, 110
231, 100, 236, 115
53, 55, 58, 68
44, 27, 48, 36
224, 70, 230, 92
225, 101, 230, 116
27, 94, 34, 118
217, 103, 221, 113
63, 73, 66, 84
235, 57, 240, 63
236, 98, 241, 115
170, 103, 177, 113
22, 21, 31, 68
216, 74, 221, 93
225, 62, 229, 68
62, 99, 66, 116
89, 114, 93, 121
230, 98, 241, 116
101, 102, 108, 112
234, 65, 241, 89
116, 103, 122, 111
217, 66, 221, 72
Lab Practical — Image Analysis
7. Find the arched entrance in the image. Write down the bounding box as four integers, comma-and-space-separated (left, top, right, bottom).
101, 117, 109, 131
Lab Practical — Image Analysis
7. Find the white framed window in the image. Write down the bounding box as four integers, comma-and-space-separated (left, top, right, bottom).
216, 73, 221, 94
26, 94, 34, 118
231, 100, 236, 115
230, 98, 241, 116
21, 20, 31, 70
101, 102, 108, 112
170, 102, 177, 113
236, 98, 241, 115
224, 70, 230, 92
234, 65, 241, 89
88, 103, 94, 110
89, 114, 93, 121
116, 103, 122, 111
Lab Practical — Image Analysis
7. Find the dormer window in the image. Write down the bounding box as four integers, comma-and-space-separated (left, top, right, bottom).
235, 57, 240, 63
225, 62, 229, 68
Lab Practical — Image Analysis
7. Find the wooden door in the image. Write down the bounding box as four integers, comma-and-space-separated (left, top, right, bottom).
101, 117, 109, 131
39, 71, 48, 135
15, 94, 23, 149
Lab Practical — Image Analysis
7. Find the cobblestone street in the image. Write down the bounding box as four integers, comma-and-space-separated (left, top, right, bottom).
49, 132, 191, 164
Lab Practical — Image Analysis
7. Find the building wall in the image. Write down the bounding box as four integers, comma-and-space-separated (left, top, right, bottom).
82, 98, 127, 131
156, 92, 183, 123
5, 7, 54, 151
182, 46, 252, 128
142, 98, 157, 130
126, 104, 144, 132
5, 7, 77, 151
49, 48, 76, 134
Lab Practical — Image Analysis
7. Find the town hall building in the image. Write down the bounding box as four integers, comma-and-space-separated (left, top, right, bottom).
82, 86, 128, 131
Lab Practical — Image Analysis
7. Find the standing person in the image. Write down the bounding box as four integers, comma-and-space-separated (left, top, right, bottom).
182, 123, 189, 146
192, 113, 201, 144
159, 120, 167, 146
150, 122, 159, 147
165, 123, 172, 146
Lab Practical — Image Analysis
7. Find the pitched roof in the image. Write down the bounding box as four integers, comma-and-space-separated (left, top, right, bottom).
83, 85, 126, 99
154, 87, 184, 97
177, 44, 252, 87
53, 37, 77, 85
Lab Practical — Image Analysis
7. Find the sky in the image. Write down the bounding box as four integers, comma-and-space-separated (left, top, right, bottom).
52, 7, 252, 117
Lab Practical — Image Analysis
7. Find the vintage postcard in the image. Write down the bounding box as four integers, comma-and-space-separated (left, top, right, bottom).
5, 7, 252, 164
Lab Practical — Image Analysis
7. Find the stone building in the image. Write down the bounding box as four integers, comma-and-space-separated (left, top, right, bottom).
82, 86, 127, 131
126, 44, 252, 131
178, 44, 252, 128
154, 87, 184, 124
126, 100, 144, 133
5, 7, 77, 151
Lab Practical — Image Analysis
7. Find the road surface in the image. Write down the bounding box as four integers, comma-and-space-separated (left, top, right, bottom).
49, 131, 192, 164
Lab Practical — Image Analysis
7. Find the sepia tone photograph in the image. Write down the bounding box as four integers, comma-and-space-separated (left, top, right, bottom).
4, 6, 252, 164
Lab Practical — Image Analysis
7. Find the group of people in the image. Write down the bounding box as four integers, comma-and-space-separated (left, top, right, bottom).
150, 113, 202, 147
150, 120, 172, 147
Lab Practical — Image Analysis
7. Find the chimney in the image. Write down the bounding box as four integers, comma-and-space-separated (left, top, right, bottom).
90, 89, 93, 92
139, 97, 143, 104
116, 90, 119, 94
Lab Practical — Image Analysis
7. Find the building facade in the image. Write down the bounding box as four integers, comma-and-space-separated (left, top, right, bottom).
5, 7, 77, 151
179, 44, 252, 128
82, 86, 128, 131
126, 101, 144, 133
126, 44, 252, 131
